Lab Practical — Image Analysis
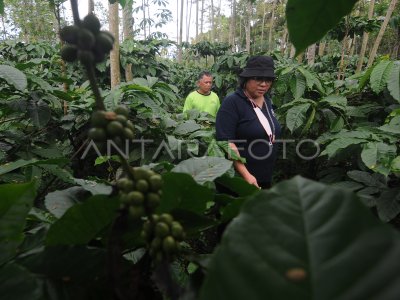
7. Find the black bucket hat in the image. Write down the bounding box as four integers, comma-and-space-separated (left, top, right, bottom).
239, 56, 275, 78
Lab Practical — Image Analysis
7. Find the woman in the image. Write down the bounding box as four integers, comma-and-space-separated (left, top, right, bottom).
216, 56, 281, 189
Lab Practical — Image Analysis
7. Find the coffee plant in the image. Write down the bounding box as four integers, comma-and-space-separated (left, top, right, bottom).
1, 0, 400, 299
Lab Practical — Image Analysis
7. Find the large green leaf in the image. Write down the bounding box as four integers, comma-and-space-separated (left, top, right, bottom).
173, 120, 201, 135
199, 176, 400, 300
0, 65, 27, 91
387, 62, 400, 102
27, 100, 51, 128
0, 158, 68, 176
44, 187, 89, 218
289, 73, 306, 98
361, 142, 397, 176
158, 172, 213, 214
320, 137, 366, 158
286, 103, 311, 132
286, 0, 358, 55
172, 157, 233, 185
0, 263, 42, 300
45, 195, 119, 246
370, 60, 393, 94
215, 175, 259, 197
18, 246, 107, 283
0, 182, 36, 264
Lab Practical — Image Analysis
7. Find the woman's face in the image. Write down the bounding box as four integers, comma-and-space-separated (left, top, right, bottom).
245, 77, 273, 98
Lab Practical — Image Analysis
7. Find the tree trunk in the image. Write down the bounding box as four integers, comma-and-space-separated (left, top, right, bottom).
178, 0, 184, 62
210, 0, 215, 41
229, 0, 236, 51
186, 0, 193, 42
356, 0, 375, 72
123, 0, 133, 82
196, 0, 199, 40
318, 41, 326, 56
280, 27, 288, 55
245, 1, 251, 52
201, 0, 204, 35
142, 0, 147, 38
268, 0, 277, 52
109, 1, 120, 88
260, 0, 266, 51
289, 43, 295, 58
307, 44, 316, 65
367, 0, 397, 67
88, 0, 94, 14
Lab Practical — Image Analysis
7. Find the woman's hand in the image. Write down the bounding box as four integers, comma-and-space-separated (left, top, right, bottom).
243, 173, 260, 189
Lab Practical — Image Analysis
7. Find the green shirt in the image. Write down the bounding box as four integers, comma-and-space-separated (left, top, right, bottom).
183, 91, 220, 117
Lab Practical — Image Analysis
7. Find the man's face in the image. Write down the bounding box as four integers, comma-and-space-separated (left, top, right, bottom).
197, 75, 213, 94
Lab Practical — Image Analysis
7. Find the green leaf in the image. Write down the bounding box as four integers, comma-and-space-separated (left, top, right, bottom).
361, 142, 397, 176
391, 156, 400, 173
170, 209, 216, 237
370, 60, 393, 94
378, 116, 400, 134
290, 73, 306, 99
158, 172, 213, 214
0, 159, 38, 176
320, 137, 366, 158
0, 65, 27, 91
0, 0, 4, 14
376, 189, 400, 222
215, 175, 259, 197
173, 120, 201, 135
51, 90, 74, 102
199, 176, 400, 300
18, 245, 107, 283
387, 62, 400, 102
44, 187, 90, 218
27, 100, 51, 128
74, 178, 112, 195
0, 263, 42, 300
320, 94, 347, 109
45, 195, 119, 246
172, 157, 233, 185
0, 182, 36, 264
286, 0, 358, 55
286, 103, 311, 132
347, 170, 386, 188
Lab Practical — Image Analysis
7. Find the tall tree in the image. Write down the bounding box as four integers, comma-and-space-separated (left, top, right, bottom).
109, 1, 120, 88
123, 0, 134, 81
307, 43, 316, 65
367, 0, 397, 67
356, 0, 375, 72
245, 0, 252, 52
210, 0, 215, 41
88, 0, 94, 14
196, 0, 199, 39
229, 0, 237, 50
178, 0, 184, 62
268, 0, 277, 52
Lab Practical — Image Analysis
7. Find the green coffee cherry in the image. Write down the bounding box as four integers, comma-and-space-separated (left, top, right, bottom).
107, 121, 124, 136
159, 213, 173, 226
88, 127, 107, 141
149, 174, 163, 191
155, 222, 169, 238
78, 28, 96, 50
82, 14, 101, 34
91, 111, 107, 127
147, 193, 160, 209
95, 31, 114, 52
59, 25, 79, 44
114, 105, 129, 117
78, 50, 94, 66
162, 236, 176, 254
60, 44, 78, 62
129, 205, 145, 219
136, 179, 149, 193
128, 191, 144, 205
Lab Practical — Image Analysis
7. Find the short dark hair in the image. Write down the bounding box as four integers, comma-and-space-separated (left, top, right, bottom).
238, 77, 248, 89
198, 71, 212, 81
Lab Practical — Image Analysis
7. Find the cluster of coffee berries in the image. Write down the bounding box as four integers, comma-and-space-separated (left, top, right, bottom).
117, 168, 163, 219
60, 14, 114, 65
142, 214, 185, 263
88, 105, 134, 147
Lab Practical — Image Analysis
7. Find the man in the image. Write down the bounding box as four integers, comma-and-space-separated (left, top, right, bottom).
183, 71, 220, 117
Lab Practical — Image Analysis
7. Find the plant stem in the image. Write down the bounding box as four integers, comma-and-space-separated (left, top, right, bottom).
70, 0, 81, 25
86, 64, 106, 110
